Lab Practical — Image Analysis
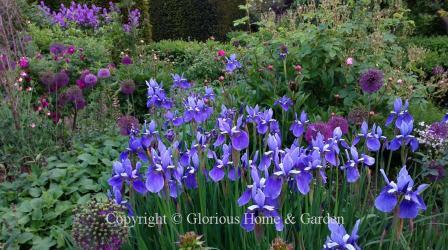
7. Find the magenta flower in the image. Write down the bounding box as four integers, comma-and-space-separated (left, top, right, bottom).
217, 50, 226, 57
19, 57, 29, 69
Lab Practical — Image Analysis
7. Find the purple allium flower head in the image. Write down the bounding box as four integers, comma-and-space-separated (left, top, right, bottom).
428, 122, 448, 140
348, 107, 369, 125
39, 71, 55, 86
43, 71, 68, 93
121, 55, 133, 65
375, 166, 428, 219
117, 115, 140, 136
171, 73, 191, 89
327, 116, 349, 134
432, 66, 445, 75
49, 43, 66, 57
305, 122, 332, 143
274, 95, 293, 111
120, 79, 136, 95
279, 44, 288, 60
225, 54, 241, 73
323, 219, 361, 250
359, 68, 384, 94
84, 73, 97, 87
97, 68, 111, 79
72, 200, 129, 250
62, 85, 86, 109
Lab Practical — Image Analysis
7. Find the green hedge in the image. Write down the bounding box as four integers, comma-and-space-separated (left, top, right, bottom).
407, 36, 448, 72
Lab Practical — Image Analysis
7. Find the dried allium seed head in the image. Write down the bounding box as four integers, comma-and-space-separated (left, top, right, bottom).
72, 199, 129, 250
177, 231, 206, 250
269, 237, 294, 250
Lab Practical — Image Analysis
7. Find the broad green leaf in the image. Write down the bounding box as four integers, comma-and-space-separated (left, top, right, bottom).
77, 153, 98, 165
32, 236, 56, 250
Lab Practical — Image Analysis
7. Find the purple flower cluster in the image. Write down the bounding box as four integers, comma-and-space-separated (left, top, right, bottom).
324, 219, 361, 250
39, 1, 120, 29
274, 95, 293, 111
172, 73, 191, 89
59, 85, 86, 109
225, 54, 242, 73
146, 79, 172, 109
108, 78, 431, 240
40, 70, 69, 93
123, 9, 141, 33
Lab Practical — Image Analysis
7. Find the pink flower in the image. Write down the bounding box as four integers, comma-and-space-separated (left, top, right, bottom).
346, 57, 354, 65
294, 64, 302, 72
19, 57, 29, 69
217, 50, 226, 57
30, 123, 36, 128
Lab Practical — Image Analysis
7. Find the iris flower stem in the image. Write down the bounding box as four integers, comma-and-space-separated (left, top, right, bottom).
252, 125, 257, 155
362, 168, 371, 213
400, 143, 406, 166
283, 59, 288, 87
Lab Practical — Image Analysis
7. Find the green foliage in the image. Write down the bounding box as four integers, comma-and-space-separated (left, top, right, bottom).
406, 36, 448, 72
405, 0, 448, 36
0, 135, 126, 249
226, 1, 416, 114
0, 84, 57, 175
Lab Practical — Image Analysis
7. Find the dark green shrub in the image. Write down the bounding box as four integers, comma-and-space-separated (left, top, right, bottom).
150, 0, 217, 41
405, 0, 448, 36
406, 36, 448, 72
